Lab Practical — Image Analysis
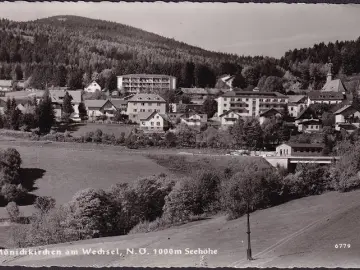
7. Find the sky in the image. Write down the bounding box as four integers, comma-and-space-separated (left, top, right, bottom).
0, 2, 360, 58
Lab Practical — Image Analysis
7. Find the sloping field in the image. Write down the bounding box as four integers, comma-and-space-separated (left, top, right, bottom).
0, 140, 171, 218
2, 189, 360, 268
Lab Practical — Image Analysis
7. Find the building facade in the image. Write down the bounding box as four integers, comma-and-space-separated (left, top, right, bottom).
307, 91, 344, 106
276, 143, 324, 157
217, 91, 288, 119
117, 74, 176, 94
139, 112, 169, 132
84, 81, 102, 93
126, 93, 166, 123
288, 95, 307, 118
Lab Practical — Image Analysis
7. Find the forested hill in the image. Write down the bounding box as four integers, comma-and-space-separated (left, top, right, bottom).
0, 15, 273, 90
1, 15, 360, 93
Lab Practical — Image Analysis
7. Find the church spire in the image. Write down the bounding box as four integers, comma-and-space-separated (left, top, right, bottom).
327, 59, 333, 83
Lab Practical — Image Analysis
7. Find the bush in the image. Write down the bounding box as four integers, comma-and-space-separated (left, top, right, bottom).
282, 164, 330, 198
222, 167, 283, 220
128, 217, 170, 234
64, 188, 118, 239
9, 206, 78, 247
1, 184, 27, 203
0, 148, 22, 185
34, 196, 56, 214
6, 201, 20, 222
92, 129, 103, 143
162, 178, 197, 224
83, 131, 94, 142
108, 174, 175, 233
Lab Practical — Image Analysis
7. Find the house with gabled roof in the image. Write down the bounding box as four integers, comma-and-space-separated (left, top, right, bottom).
84, 99, 117, 120
333, 104, 360, 131
139, 111, 170, 133
110, 99, 128, 113
219, 109, 242, 127
259, 108, 283, 125
287, 95, 307, 117
297, 119, 322, 133
84, 81, 102, 93
49, 90, 83, 119
276, 143, 324, 157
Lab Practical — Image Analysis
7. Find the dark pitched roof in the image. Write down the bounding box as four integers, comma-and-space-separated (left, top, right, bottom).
281, 143, 324, 149
308, 91, 344, 100
222, 91, 288, 98
259, 108, 282, 117
338, 123, 357, 130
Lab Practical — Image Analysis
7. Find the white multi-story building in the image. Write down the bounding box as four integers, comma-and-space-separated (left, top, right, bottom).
217, 91, 289, 119
117, 74, 177, 94
126, 93, 166, 123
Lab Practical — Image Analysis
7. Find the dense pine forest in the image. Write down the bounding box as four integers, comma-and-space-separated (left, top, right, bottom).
1, 15, 360, 93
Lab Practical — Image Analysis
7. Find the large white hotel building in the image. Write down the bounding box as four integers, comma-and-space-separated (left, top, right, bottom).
117, 74, 177, 94
217, 91, 289, 117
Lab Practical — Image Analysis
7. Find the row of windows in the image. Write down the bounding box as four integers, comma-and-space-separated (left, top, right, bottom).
305, 125, 319, 129
141, 121, 161, 126
224, 98, 286, 102
133, 103, 163, 106
133, 109, 161, 113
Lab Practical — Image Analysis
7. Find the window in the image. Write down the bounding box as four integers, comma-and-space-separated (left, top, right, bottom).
148, 109, 152, 112
157, 103, 161, 106
141, 122, 145, 125
224, 98, 227, 101
133, 109, 137, 112
246, 98, 248, 101
156, 116, 159, 119
231, 98, 235, 101
149, 103, 152, 106
157, 122, 160, 126
142, 103, 145, 106
151, 122, 154, 126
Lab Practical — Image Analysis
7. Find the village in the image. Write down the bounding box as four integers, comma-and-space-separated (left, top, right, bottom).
0, 62, 356, 163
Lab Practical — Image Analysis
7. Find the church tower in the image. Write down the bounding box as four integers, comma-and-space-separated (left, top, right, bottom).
326, 61, 333, 83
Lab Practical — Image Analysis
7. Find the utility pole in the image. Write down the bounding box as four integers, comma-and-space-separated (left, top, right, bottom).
246, 200, 253, 261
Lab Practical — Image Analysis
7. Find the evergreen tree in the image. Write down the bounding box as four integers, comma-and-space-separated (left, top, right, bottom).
61, 92, 74, 122
243, 117, 263, 150
202, 97, 217, 118
78, 102, 87, 121
37, 90, 55, 134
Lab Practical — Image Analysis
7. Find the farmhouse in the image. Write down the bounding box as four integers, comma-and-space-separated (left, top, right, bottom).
127, 93, 166, 123
84, 99, 117, 120
179, 112, 208, 130
84, 81, 101, 93
139, 111, 170, 132
276, 143, 324, 157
